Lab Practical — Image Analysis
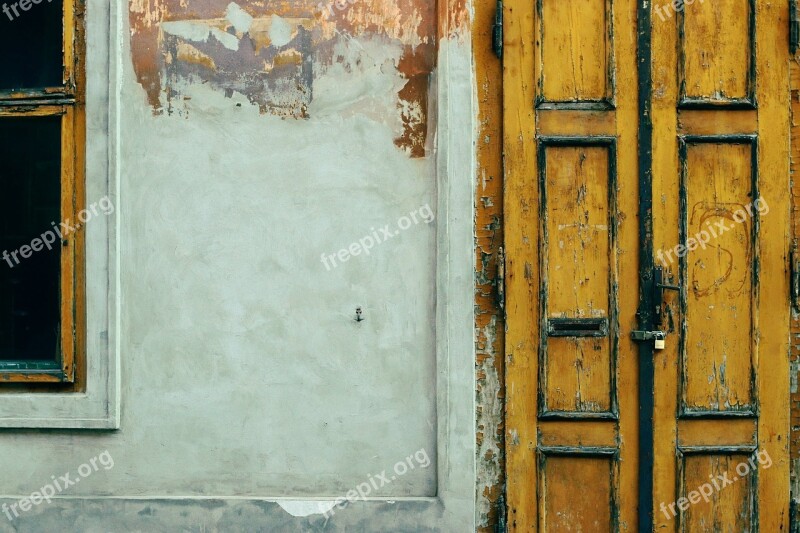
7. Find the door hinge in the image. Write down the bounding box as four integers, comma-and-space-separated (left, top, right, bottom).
791, 0, 799, 54
492, 0, 503, 59
497, 246, 505, 313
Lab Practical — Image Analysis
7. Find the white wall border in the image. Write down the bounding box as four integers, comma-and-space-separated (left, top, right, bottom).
430, 28, 479, 530
0, 0, 121, 429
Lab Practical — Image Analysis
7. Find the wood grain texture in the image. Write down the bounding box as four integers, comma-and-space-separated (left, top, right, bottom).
788, 13, 800, 532
651, 0, 684, 527
680, 0, 754, 104
541, 454, 614, 530
679, 453, 756, 530
682, 141, 756, 415
753, 2, 791, 530
505, 0, 639, 529
538, 0, 612, 105
504, 0, 541, 524
542, 145, 613, 415
508, 0, 789, 530
653, 1, 790, 531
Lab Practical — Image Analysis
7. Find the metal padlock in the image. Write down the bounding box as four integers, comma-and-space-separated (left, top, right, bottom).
654, 332, 666, 350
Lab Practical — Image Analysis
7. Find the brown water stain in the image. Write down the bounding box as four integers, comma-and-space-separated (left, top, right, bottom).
129, 0, 452, 157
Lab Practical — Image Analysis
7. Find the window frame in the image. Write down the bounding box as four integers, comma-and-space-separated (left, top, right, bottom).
0, 0, 85, 384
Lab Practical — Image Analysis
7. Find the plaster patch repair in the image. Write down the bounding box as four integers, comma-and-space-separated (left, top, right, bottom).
276, 500, 337, 517
129, 0, 437, 156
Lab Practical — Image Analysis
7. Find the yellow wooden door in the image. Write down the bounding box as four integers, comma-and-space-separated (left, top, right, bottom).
504, 1, 791, 531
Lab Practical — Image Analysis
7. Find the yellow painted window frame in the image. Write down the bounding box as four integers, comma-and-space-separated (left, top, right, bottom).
0, 0, 85, 385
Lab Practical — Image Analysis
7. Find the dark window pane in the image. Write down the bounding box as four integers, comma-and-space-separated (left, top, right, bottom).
0, 0, 63, 90
0, 116, 61, 362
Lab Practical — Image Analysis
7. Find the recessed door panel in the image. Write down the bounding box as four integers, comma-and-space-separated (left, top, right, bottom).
680, 138, 758, 416
537, 0, 615, 108
541, 142, 617, 417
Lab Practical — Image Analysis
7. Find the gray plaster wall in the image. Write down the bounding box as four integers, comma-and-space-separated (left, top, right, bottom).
0, 0, 477, 530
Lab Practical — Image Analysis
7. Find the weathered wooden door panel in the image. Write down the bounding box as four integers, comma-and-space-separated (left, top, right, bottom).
505, 0, 640, 530
505, 0, 791, 531
539, 139, 618, 418
537, 0, 615, 106
651, 0, 790, 531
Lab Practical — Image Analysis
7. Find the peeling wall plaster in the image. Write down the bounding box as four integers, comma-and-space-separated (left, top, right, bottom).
130, 0, 438, 157
0, 0, 479, 528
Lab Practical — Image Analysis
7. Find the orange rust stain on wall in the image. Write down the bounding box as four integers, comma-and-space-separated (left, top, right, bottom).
129, 0, 439, 156
395, 43, 434, 158
439, 0, 469, 40
338, 0, 434, 44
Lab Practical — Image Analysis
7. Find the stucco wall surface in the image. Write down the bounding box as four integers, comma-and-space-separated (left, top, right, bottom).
0, 0, 476, 529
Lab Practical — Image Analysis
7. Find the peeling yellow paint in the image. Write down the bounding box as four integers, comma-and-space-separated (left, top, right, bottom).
176, 42, 216, 71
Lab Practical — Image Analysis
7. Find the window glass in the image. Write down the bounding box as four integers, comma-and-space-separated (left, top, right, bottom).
0, 116, 61, 362
0, 0, 64, 90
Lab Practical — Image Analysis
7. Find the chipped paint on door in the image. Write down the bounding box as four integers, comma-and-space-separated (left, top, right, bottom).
652, 0, 790, 531
505, 0, 640, 529
505, 0, 791, 531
